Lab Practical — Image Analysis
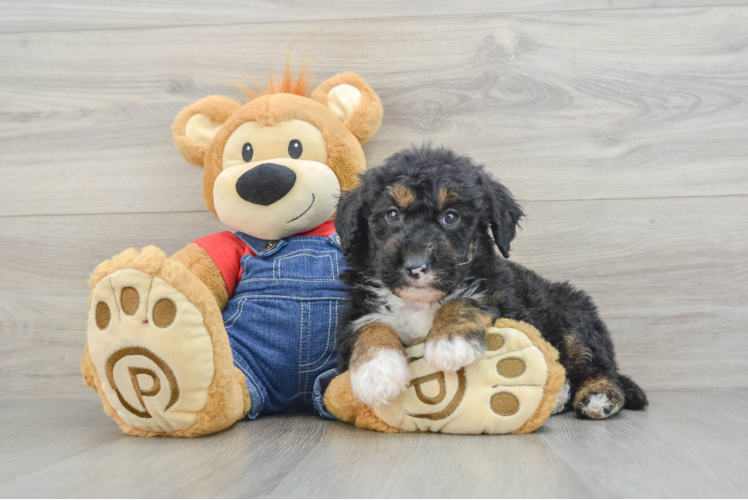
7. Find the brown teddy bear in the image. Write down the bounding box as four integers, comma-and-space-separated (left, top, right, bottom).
80, 64, 384, 437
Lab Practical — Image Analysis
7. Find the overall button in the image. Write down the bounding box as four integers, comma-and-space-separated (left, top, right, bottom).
262, 240, 278, 252
335, 235, 341, 245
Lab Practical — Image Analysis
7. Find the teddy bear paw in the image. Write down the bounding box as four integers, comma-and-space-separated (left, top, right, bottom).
369, 323, 565, 434
87, 267, 215, 433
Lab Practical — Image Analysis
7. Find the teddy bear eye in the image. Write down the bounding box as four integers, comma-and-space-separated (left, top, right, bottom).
242, 142, 254, 162
288, 139, 303, 159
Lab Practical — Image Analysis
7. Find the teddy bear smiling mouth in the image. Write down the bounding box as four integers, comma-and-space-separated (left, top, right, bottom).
287, 193, 315, 223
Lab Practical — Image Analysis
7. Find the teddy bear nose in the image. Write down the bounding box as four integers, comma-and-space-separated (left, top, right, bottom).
235, 163, 297, 206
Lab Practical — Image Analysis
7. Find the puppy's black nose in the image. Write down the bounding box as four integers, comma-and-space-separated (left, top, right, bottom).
236, 163, 296, 206
404, 255, 430, 278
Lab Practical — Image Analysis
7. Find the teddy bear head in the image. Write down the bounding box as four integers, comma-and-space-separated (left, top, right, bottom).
172, 66, 383, 240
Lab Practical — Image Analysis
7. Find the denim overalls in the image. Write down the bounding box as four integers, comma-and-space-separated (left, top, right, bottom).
222, 231, 346, 419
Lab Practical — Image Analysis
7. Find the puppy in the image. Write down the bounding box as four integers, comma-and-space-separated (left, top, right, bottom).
334, 145, 648, 419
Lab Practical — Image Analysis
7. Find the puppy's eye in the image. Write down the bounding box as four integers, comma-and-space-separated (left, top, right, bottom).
442, 210, 460, 226
288, 139, 303, 159
242, 142, 254, 162
386, 208, 401, 224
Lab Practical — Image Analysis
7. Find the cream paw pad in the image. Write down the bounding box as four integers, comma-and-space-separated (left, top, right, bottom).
325, 318, 565, 435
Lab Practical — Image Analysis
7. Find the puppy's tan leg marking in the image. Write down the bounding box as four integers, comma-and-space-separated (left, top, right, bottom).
428, 299, 489, 344
350, 323, 405, 370
350, 323, 410, 407
424, 299, 488, 372
574, 376, 625, 419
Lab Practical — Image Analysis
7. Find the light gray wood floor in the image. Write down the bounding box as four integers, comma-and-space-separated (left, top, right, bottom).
1, 390, 747, 498
1, 1, 748, 497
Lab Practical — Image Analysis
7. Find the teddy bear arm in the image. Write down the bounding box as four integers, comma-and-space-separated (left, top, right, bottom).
170, 243, 229, 310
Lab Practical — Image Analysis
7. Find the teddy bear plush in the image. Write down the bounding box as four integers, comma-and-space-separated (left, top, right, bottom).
80, 65, 384, 437
80, 64, 564, 437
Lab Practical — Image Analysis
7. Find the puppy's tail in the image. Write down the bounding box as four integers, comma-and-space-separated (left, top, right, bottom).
619, 374, 649, 410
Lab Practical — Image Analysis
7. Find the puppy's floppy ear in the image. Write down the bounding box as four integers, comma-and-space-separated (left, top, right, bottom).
311, 73, 383, 145
335, 184, 369, 257
480, 172, 524, 258
172, 95, 242, 167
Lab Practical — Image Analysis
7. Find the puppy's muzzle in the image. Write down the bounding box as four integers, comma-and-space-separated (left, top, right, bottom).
236, 163, 296, 206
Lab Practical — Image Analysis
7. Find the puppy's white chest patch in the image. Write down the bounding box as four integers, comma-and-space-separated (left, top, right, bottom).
354, 289, 440, 346
383, 300, 439, 346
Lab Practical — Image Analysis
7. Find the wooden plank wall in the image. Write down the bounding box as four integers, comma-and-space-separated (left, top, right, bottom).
1, 2, 747, 398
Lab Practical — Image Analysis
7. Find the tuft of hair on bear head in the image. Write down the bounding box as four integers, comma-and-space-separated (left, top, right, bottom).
232, 56, 312, 101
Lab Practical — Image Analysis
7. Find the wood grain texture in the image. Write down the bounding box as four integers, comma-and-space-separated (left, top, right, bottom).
2, 7, 748, 216
1, 391, 746, 497
3, 0, 748, 33
1, 195, 746, 399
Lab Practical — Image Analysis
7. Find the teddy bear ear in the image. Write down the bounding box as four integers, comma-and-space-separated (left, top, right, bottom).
171, 95, 242, 167
311, 73, 383, 145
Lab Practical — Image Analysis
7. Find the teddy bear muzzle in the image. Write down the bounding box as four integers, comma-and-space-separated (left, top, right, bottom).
213, 158, 341, 240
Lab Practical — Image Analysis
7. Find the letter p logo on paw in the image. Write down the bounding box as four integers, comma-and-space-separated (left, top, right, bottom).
105, 346, 179, 419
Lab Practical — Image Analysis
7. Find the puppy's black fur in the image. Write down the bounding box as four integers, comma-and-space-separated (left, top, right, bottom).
335, 144, 648, 418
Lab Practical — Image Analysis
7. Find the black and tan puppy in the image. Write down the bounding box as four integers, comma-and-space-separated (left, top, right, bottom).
334, 144, 648, 419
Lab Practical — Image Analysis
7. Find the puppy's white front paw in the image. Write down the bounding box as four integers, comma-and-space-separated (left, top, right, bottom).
350, 350, 410, 407
424, 337, 484, 372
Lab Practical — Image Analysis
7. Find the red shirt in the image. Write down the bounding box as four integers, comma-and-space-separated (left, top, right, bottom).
193, 221, 337, 297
